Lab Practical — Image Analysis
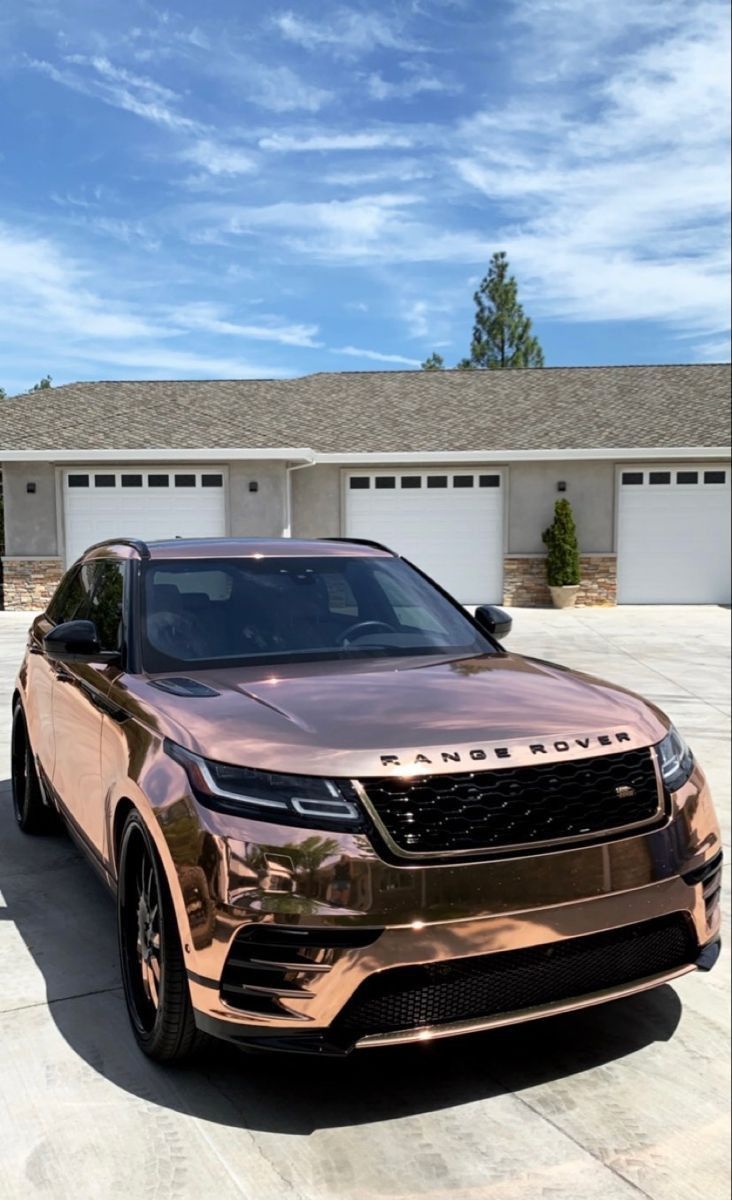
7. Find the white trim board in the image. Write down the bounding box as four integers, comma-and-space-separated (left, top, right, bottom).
0, 446, 729, 465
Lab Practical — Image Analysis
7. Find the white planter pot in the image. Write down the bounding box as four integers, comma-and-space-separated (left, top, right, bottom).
549, 585, 581, 609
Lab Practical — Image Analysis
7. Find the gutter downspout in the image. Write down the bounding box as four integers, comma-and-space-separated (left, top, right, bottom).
283, 454, 317, 537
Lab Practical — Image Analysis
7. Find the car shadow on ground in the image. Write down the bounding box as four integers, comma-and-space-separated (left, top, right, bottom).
0, 780, 684, 1134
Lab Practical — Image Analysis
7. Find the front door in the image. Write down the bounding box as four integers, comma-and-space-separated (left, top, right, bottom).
51, 560, 126, 859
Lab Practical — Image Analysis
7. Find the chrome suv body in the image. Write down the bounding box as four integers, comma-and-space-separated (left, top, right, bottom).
11, 536, 722, 1062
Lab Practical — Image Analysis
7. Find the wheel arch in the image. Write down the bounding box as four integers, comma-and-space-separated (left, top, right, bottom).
108, 786, 195, 958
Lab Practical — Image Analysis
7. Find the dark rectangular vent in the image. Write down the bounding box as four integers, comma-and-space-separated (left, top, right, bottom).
332, 915, 696, 1042
220, 925, 382, 1015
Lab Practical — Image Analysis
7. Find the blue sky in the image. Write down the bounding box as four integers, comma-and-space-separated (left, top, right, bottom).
0, 0, 730, 393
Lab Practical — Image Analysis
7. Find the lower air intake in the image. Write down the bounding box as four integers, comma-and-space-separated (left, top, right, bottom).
333, 914, 695, 1041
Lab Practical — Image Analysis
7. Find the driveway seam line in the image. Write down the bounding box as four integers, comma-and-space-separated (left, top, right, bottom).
509, 1089, 658, 1200
0, 985, 123, 1016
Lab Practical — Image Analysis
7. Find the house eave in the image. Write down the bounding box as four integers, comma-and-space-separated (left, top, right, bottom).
0, 445, 729, 465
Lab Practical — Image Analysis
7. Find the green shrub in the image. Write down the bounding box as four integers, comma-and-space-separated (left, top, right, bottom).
542, 499, 581, 586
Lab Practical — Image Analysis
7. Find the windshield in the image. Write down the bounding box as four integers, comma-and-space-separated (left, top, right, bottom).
140, 555, 495, 671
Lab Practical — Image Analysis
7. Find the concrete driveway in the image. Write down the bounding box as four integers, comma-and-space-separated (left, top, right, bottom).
0, 606, 729, 1200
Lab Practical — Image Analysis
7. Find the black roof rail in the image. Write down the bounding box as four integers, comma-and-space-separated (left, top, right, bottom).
319, 537, 396, 555
81, 537, 151, 560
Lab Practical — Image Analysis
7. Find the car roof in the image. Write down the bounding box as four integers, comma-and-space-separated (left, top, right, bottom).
80, 537, 394, 563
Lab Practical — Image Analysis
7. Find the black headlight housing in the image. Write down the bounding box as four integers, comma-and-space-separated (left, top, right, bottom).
656, 725, 695, 792
164, 739, 364, 831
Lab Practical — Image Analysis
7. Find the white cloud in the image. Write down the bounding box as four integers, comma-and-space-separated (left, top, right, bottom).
691, 337, 732, 362
324, 161, 430, 185
0, 224, 161, 341
259, 130, 414, 152
26, 53, 202, 133
367, 67, 460, 101
452, 2, 731, 337
170, 302, 322, 347
244, 63, 333, 113
0, 224, 297, 388
62, 346, 293, 378
333, 345, 422, 366
185, 192, 490, 265
402, 299, 430, 339
180, 139, 257, 176
274, 9, 418, 55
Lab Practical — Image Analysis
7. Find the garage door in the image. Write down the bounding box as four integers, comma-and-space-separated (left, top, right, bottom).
617, 465, 731, 603
345, 469, 503, 604
63, 467, 227, 564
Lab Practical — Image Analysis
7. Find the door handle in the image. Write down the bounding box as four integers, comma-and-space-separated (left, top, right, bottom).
53, 666, 75, 683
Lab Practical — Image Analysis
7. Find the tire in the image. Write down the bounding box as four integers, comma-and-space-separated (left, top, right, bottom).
117, 809, 204, 1063
11, 705, 56, 834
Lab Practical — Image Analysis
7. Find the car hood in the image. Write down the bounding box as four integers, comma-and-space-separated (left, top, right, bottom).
121, 651, 669, 778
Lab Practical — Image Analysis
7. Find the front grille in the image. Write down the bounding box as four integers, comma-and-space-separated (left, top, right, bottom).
333, 915, 696, 1041
360, 747, 661, 856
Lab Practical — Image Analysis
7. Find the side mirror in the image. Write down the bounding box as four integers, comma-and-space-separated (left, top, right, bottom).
44, 619, 105, 663
474, 604, 513, 641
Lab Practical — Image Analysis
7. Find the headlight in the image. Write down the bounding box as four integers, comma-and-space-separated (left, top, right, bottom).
656, 725, 694, 791
164, 740, 363, 829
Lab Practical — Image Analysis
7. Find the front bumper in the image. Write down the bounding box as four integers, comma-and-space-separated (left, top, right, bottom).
160, 764, 722, 1053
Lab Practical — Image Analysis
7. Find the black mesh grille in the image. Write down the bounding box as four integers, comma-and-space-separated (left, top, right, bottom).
333, 915, 695, 1040
361, 748, 661, 856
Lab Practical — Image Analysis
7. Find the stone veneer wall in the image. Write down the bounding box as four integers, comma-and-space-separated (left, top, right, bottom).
503, 554, 617, 607
1, 558, 63, 610
1, 553, 617, 610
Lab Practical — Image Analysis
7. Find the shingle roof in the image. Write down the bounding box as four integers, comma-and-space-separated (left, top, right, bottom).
1, 365, 729, 454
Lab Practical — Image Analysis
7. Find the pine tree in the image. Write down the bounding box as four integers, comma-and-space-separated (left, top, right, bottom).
468, 252, 543, 369
420, 352, 445, 371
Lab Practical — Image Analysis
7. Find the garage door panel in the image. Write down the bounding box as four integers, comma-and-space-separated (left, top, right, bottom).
617, 466, 730, 604
346, 470, 503, 604
64, 468, 226, 564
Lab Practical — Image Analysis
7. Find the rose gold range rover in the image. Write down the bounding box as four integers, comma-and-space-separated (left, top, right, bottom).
11, 537, 722, 1062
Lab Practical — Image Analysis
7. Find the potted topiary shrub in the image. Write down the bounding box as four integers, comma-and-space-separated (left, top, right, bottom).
542, 498, 581, 608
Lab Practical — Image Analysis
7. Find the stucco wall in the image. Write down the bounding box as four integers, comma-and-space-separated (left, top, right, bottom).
291, 464, 341, 538
1, 461, 59, 556
228, 462, 287, 537
507, 460, 615, 554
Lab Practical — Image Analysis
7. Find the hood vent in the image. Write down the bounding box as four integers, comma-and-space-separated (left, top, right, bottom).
150, 677, 220, 698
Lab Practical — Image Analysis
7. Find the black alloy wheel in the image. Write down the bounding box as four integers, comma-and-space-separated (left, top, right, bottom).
10, 705, 55, 834
117, 809, 203, 1062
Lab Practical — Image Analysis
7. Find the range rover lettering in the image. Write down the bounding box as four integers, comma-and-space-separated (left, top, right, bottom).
11, 537, 722, 1062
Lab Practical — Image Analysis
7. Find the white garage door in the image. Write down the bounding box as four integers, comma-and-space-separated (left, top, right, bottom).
63, 467, 227, 564
617, 464, 731, 603
345, 469, 503, 604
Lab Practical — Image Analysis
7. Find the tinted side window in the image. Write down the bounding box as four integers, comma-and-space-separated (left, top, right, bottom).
47, 566, 93, 624
89, 562, 126, 651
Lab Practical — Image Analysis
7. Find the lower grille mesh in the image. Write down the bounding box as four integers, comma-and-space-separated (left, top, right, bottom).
333, 915, 695, 1041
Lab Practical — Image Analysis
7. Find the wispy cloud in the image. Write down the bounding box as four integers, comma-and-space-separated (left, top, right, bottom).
453, 0, 731, 336
333, 345, 422, 366
27, 53, 202, 132
367, 66, 460, 101
0, 224, 297, 390
324, 161, 430, 185
242, 63, 333, 113
274, 9, 419, 56
258, 130, 415, 152
170, 302, 322, 347
180, 138, 257, 177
